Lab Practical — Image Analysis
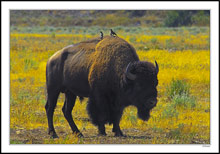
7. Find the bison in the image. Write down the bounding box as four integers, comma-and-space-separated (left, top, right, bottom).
45, 36, 159, 138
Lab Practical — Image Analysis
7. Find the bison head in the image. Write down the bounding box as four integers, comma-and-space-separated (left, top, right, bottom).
123, 61, 159, 121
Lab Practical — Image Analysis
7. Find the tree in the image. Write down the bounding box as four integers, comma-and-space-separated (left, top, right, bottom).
164, 10, 196, 27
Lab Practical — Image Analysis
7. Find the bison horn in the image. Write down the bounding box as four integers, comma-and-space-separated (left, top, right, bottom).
155, 60, 159, 74
125, 62, 136, 80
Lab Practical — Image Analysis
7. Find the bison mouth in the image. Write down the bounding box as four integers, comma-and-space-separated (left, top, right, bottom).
137, 99, 157, 121
137, 108, 151, 121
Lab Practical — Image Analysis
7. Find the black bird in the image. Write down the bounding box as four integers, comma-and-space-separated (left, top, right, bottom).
100, 31, 103, 40
110, 29, 117, 37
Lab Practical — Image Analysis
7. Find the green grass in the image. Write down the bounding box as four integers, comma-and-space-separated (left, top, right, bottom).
10, 26, 210, 51
10, 140, 24, 144
24, 59, 39, 71
10, 26, 210, 36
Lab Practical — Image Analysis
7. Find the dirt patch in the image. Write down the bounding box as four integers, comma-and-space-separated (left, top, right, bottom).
10, 127, 154, 144
10, 126, 209, 144
10, 128, 49, 144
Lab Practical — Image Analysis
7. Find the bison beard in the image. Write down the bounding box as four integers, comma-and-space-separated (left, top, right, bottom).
137, 108, 151, 121
45, 36, 159, 138
87, 97, 152, 133
87, 97, 111, 126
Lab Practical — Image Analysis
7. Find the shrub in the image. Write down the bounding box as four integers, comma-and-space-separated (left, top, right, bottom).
191, 11, 210, 26
172, 93, 196, 109
166, 79, 197, 110
166, 79, 190, 99
164, 11, 180, 27
164, 11, 196, 27
162, 103, 179, 119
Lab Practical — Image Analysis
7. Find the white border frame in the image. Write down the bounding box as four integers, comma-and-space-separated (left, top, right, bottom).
1, 1, 219, 153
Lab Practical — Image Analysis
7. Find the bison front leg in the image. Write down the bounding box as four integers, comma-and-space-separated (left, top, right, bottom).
112, 112, 125, 137
113, 122, 124, 137
87, 95, 107, 136
62, 91, 83, 137
98, 124, 107, 136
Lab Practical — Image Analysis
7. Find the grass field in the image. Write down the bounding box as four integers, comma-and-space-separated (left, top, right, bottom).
10, 27, 210, 144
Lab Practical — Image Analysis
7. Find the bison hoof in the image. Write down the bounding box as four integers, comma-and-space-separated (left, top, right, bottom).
98, 133, 107, 136
49, 131, 59, 139
115, 134, 126, 137
115, 132, 126, 137
77, 133, 84, 138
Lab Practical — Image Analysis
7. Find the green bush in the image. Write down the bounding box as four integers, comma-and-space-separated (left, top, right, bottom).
172, 94, 196, 109
164, 11, 180, 27
191, 11, 210, 26
166, 79, 190, 99
166, 79, 197, 110
164, 11, 193, 27
162, 103, 179, 119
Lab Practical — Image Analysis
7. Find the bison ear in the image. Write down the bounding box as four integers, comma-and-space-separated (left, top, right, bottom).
125, 62, 136, 80
155, 60, 159, 75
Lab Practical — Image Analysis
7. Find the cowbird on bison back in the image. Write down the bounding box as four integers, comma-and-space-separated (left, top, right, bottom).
100, 31, 103, 40
45, 36, 159, 138
110, 29, 117, 37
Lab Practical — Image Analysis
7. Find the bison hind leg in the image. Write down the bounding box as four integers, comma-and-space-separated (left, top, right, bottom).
45, 90, 60, 138
62, 91, 83, 137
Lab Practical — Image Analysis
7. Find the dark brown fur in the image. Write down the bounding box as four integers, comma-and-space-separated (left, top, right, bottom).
45, 36, 159, 138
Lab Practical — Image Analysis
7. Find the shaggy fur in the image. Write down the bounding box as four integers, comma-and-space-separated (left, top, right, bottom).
45, 36, 159, 138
